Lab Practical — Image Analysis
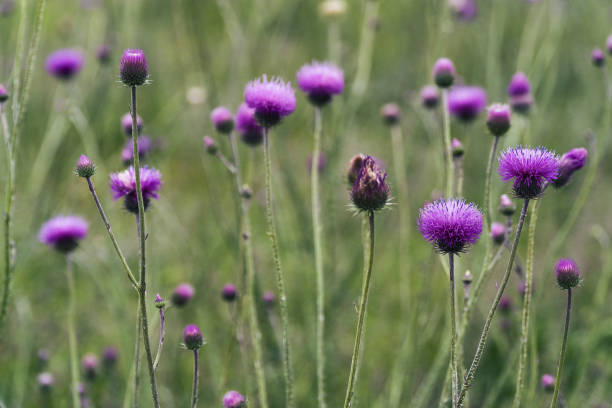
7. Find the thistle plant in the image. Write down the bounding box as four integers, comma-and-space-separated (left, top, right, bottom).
183, 324, 205, 408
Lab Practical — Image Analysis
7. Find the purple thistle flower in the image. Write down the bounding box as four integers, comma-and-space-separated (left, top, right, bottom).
121, 135, 153, 165
432, 58, 456, 88
592, 48, 605, 67
119, 49, 148, 87
262, 291, 276, 306
81, 353, 99, 380
102, 347, 118, 367
486, 103, 511, 136
211, 106, 235, 134
541, 374, 555, 392
607, 35, 612, 55
244, 75, 296, 127
499, 295, 512, 313
109, 166, 162, 213
499, 194, 516, 216
447, 86, 487, 122
235, 103, 264, 146
418, 199, 483, 254
96, 44, 111, 64
553, 147, 588, 188
172, 283, 195, 307
203, 135, 218, 154
183, 324, 204, 350
351, 156, 390, 212
45, 49, 84, 80
498, 146, 559, 199
307, 152, 327, 173
223, 390, 246, 408
555, 258, 580, 290
39, 216, 88, 253
221, 283, 238, 302
450, 0, 477, 21
451, 138, 464, 158
380, 103, 401, 126
0, 84, 8, 104
491, 222, 506, 245
420, 85, 439, 109
38, 349, 50, 364
121, 113, 143, 136
507, 72, 533, 114
38, 372, 54, 392
75, 154, 96, 178
297, 61, 344, 106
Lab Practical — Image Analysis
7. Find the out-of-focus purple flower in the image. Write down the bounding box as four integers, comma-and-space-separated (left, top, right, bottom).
307, 152, 327, 173
346, 154, 366, 186
499, 295, 512, 313
541, 374, 555, 392
498, 146, 559, 199
221, 283, 238, 302
592, 48, 605, 67
491, 222, 506, 245
420, 85, 439, 109
38, 372, 54, 391
203, 135, 218, 154
45, 49, 84, 80
418, 199, 483, 254
38, 349, 50, 364
450, 0, 477, 21
297, 61, 344, 106
154, 293, 165, 309
102, 347, 118, 368
262, 291, 276, 306
555, 258, 580, 290
507, 72, 533, 114
121, 112, 143, 136
553, 148, 587, 188
380, 103, 401, 126
433, 58, 456, 88
121, 136, 153, 165
235, 103, 264, 146
96, 44, 111, 64
0, 0, 15, 16
81, 353, 99, 380
447, 86, 487, 122
0, 84, 8, 104
75, 154, 96, 178
172, 283, 195, 307
211, 106, 234, 134
223, 390, 246, 408
351, 156, 390, 212
244, 75, 296, 127
486, 104, 511, 136
39, 216, 88, 253
183, 324, 204, 350
607, 35, 612, 55
451, 138, 464, 158
119, 49, 148, 87
499, 194, 516, 216
109, 166, 162, 213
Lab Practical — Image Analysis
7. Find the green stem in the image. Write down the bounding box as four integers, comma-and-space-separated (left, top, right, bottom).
449, 253, 458, 407
263, 128, 294, 407
513, 200, 540, 407
458, 198, 530, 406
343, 211, 375, 408
442, 89, 453, 198
350, 0, 379, 101
455, 157, 464, 197
484, 136, 500, 229
550, 288, 572, 408
311, 107, 327, 408
132, 303, 143, 408
65, 256, 80, 408
191, 349, 200, 408
153, 307, 165, 371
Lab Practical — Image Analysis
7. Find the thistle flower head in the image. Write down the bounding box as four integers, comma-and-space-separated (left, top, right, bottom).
0, 84, 8, 103
498, 146, 559, 199
203, 136, 218, 154
553, 147, 588, 188
262, 291, 276, 306
235, 103, 264, 146
541, 374, 555, 392
223, 390, 246, 408
418, 199, 483, 254
38, 372, 54, 391
450, 0, 477, 21
447, 86, 487, 122
420, 85, 439, 109
432, 58, 456, 88
555, 258, 580, 289
81, 353, 99, 380
297, 61, 344, 106
221, 283, 238, 302
210, 106, 234, 134
451, 138, 464, 158
39, 216, 88, 253
45, 49, 84, 80
380, 103, 401, 126
109, 166, 162, 213
75, 155, 96, 178
172, 283, 195, 307
507, 72, 531, 97
183, 324, 204, 350
491, 222, 506, 244
121, 113, 143, 136
102, 347, 118, 367
119, 49, 148, 87
350, 156, 390, 212
499, 194, 516, 216
486, 103, 511, 136
154, 293, 165, 309
244, 75, 296, 127
346, 154, 366, 186
121, 136, 153, 165
592, 48, 605, 67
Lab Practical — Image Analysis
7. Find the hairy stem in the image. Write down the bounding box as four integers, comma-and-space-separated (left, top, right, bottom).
65, 256, 80, 408
442, 89, 453, 198
449, 253, 458, 406
153, 307, 165, 371
191, 349, 200, 408
550, 288, 572, 408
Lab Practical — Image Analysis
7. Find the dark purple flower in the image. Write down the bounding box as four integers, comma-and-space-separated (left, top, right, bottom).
102, 347, 118, 367
172, 283, 195, 307
109, 166, 161, 213
351, 156, 390, 212
507, 72, 531, 97
75, 154, 96, 178
420, 85, 439, 109
346, 154, 366, 186
244, 75, 296, 127
183, 324, 204, 350
555, 258, 580, 289
221, 283, 238, 302
432, 58, 456, 88
486, 103, 511, 136
541, 374, 555, 392
96, 44, 111, 64
297, 61, 344, 106
121, 136, 153, 165
499, 295, 512, 312
235, 103, 264, 146
121, 113, 143, 136
451, 138, 464, 158
211, 106, 234, 134
0, 84, 8, 103
553, 148, 588, 188
592, 48, 605, 67
203, 136, 218, 154
45, 49, 84, 80
38, 372, 54, 391
119, 49, 148, 87
450, 0, 477, 21
307, 152, 327, 173
81, 353, 99, 380
418, 199, 483, 254
447, 86, 487, 122
262, 291, 276, 306
223, 390, 246, 408
491, 222, 506, 244
498, 146, 559, 199
499, 194, 516, 216
380, 103, 401, 126
39, 216, 88, 253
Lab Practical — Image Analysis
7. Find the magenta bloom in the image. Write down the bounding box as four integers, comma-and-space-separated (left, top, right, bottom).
380, 103, 401, 125
592, 48, 605, 67
486, 103, 511, 136
235, 103, 264, 146
75, 154, 96, 178
450, 0, 477, 21
119, 49, 148, 87
418, 199, 483, 254
262, 291, 276, 306
553, 147, 588, 188
607, 34, 612, 55
38, 372, 54, 391
244, 75, 296, 127
541, 374, 555, 391
211, 106, 234, 134
109, 166, 162, 213
555, 258, 580, 289
420, 85, 439, 109
432, 58, 456, 88
45, 49, 84, 80
499, 194, 516, 215
507, 72, 533, 113
491, 222, 506, 244
39, 216, 88, 253
183, 324, 204, 350
351, 156, 390, 212
221, 283, 238, 302
447, 86, 487, 122
297, 61, 344, 106
121, 113, 143, 136
172, 283, 195, 307
498, 146, 559, 199
223, 390, 246, 408
0, 84, 8, 103
81, 353, 99, 380
451, 138, 464, 158
121, 136, 153, 165
102, 347, 118, 367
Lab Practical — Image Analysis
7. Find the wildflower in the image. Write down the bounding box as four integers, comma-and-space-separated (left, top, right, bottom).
498, 146, 559, 199
39, 216, 88, 253
223, 390, 246, 408
211, 106, 234, 134
486, 104, 511, 136
0, 84, 8, 103
81, 353, 99, 380
297, 61, 344, 106
183, 324, 204, 350
121, 112, 143, 136
499, 194, 516, 216
172, 283, 195, 307
235, 103, 264, 146
380, 103, 401, 126
109, 166, 162, 213
451, 138, 464, 158
592, 48, 605, 67
38, 372, 54, 392
433, 58, 456, 88
552, 148, 587, 188
121, 136, 153, 165
75, 155, 95, 178
421, 85, 439, 109
555, 258, 580, 290
221, 284, 238, 302
350, 156, 390, 212
45, 49, 84, 80
507, 72, 533, 114
119, 49, 148, 87
244, 75, 296, 127
491, 222, 506, 244
541, 374, 555, 392
203, 136, 218, 154
96, 44, 111, 64
447, 86, 487, 122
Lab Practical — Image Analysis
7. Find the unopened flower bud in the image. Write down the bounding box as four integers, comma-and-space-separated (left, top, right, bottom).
350, 156, 390, 212
75, 155, 96, 178
203, 136, 218, 155
433, 58, 456, 88
491, 222, 506, 245
451, 138, 464, 158
499, 194, 516, 216
555, 258, 580, 290
154, 293, 165, 309
183, 324, 204, 350
486, 104, 511, 136
119, 49, 148, 87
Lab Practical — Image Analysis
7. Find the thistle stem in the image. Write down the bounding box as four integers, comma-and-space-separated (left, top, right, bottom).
65, 255, 80, 408
550, 288, 572, 408
191, 349, 200, 408
263, 128, 294, 407
343, 211, 375, 408
442, 89, 453, 198
153, 307, 165, 371
132, 304, 142, 408
484, 136, 500, 228
449, 253, 458, 407
458, 198, 530, 406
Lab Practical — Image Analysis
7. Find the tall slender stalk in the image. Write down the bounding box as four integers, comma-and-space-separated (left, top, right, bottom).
65, 256, 80, 408
448, 253, 458, 406
263, 128, 294, 407
458, 199, 530, 406
442, 90, 453, 198
132, 304, 143, 408
343, 211, 375, 408
550, 288, 572, 408
191, 349, 200, 408
153, 306, 165, 371
311, 107, 327, 408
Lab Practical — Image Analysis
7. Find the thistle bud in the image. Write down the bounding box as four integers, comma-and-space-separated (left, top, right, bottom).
451, 138, 464, 158
262, 291, 276, 306
462, 270, 473, 286
0, 84, 8, 104
350, 156, 390, 212
380, 103, 401, 126
203, 136, 218, 155
81, 353, 99, 380
432, 58, 456, 88
491, 222, 506, 245
154, 293, 165, 309
592, 48, 605, 67
420, 85, 439, 109
102, 347, 118, 368
121, 113, 143, 136
96, 44, 111, 64
552, 148, 587, 188
119, 49, 148, 87
555, 258, 580, 290
172, 283, 195, 307
541, 374, 555, 392
38, 372, 54, 392
486, 104, 511, 136
221, 283, 238, 302
183, 324, 204, 350
211, 106, 234, 134
75, 155, 96, 178
223, 390, 247, 408
498, 194, 516, 216
240, 185, 252, 199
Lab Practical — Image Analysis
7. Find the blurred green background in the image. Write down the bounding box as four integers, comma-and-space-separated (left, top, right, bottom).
1, 0, 612, 406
